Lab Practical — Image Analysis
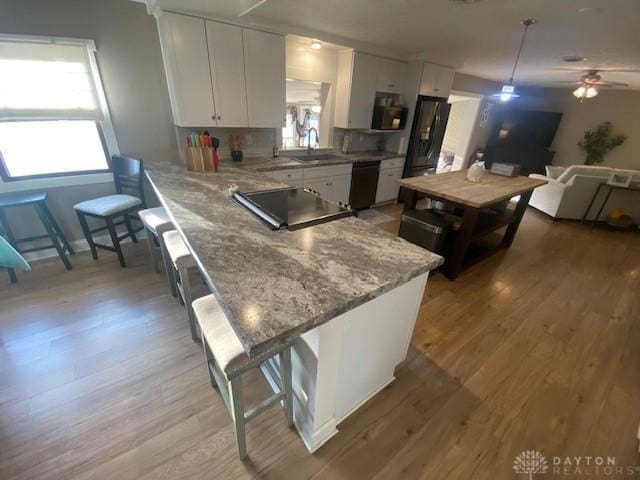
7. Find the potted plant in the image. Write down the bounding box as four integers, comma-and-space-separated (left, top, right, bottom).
229, 135, 243, 162
578, 122, 626, 165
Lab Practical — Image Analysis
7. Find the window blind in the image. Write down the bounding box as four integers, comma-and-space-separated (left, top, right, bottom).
0, 40, 102, 121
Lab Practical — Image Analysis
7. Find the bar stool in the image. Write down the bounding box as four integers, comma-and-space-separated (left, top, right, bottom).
0, 192, 73, 282
74, 156, 145, 268
138, 207, 177, 296
192, 294, 294, 460
163, 230, 199, 341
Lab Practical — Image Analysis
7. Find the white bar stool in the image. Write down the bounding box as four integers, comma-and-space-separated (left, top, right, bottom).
163, 230, 199, 341
192, 294, 294, 460
138, 207, 177, 296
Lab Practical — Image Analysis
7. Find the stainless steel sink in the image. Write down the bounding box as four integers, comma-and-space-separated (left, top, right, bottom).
293, 153, 339, 162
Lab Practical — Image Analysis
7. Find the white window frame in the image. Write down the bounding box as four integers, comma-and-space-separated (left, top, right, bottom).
0, 33, 120, 193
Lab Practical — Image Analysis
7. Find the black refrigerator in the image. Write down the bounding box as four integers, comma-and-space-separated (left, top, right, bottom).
403, 95, 451, 178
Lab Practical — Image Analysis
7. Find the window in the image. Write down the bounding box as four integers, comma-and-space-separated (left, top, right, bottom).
282, 78, 328, 150
0, 36, 117, 181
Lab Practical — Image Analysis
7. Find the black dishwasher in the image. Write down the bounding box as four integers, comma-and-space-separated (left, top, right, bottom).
349, 160, 380, 210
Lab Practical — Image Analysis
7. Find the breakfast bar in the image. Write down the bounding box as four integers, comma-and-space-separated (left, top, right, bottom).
145, 160, 443, 452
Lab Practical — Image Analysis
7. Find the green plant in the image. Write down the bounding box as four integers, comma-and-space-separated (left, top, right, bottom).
577, 122, 626, 165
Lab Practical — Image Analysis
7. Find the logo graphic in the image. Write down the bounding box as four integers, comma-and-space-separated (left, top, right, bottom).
513, 450, 549, 479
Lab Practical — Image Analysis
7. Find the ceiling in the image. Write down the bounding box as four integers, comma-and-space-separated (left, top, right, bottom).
137, 0, 640, 90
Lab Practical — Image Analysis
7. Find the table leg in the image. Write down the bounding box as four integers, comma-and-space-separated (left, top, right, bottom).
581, 183, 604, 224
502, 191, 533, 248
402, 189, 418, 212
590, 186, 613, 229
444, 207, 479, 280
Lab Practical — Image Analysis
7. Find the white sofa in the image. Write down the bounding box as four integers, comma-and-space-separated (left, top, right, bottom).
528, 165, 640, 222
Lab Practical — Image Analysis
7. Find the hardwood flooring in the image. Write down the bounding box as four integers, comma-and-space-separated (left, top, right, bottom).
1, 207, 639, 479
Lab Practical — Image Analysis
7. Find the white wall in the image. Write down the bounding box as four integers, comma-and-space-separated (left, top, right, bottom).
442, 96, 482, 168
0, 0, 176, 244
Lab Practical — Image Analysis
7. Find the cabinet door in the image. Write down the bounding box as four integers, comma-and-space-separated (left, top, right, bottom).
268, 168, 304, 187
420, 63, 454, 98
303, 178, 329, 199
375, 167, 403, 204
348, 52, 378, 129
328, 175, 352, 205
243, 29, 286, 128
206, 21, 248, 127
158, 13, 216, 126
376, 58, 406, 94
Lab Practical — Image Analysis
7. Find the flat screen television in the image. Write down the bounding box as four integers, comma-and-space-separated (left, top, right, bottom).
488, 110, 562, 148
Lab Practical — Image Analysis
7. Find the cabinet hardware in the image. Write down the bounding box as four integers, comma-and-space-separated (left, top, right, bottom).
217, 116, 222, 120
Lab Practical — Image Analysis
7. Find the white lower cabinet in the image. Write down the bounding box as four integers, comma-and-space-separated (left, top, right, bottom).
267, 168, 304, 187
303, 177, 330, 198
375, 166, 404, 204
303, 164, 352, 205
265, 164, 352, 205
328, 174, 351, 205
304, 175, 352, 205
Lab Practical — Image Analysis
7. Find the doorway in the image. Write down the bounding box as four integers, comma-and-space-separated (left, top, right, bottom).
439, 91, 484, 172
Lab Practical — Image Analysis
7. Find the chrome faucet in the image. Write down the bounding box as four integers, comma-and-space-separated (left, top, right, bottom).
307, 127, 319, 153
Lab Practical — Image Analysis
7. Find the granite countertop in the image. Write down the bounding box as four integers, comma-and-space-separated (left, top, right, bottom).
223, 150, 404, 172
145, 160, 442, 358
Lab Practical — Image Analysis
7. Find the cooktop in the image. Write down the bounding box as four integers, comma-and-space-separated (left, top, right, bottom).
232, 187, 355, 230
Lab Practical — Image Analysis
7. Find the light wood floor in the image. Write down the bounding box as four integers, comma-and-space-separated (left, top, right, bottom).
1, 207, 639, 479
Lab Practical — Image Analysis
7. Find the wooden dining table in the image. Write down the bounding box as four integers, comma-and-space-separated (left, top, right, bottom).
397, 170, 548, 279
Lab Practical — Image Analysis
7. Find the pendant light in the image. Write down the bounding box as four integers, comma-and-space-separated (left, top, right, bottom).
492, 19, 537, 102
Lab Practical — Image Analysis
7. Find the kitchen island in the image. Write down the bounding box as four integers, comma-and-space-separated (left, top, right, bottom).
146, 160, 442, 452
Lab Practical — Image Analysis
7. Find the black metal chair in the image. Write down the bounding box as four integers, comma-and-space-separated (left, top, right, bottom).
0, 192, 74, 283
73, 155, 145, 268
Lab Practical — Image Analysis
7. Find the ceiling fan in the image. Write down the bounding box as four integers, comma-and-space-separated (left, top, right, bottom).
553, 69, 634, 101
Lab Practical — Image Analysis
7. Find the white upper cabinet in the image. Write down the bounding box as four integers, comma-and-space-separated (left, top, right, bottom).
376, 58, 406, 94
335, 51, 378, 129
206, 21, 248, 128
157, 12, 216, 127
243, 28, 286, 128
158, 12, 285, 128
419, 62, 455, 98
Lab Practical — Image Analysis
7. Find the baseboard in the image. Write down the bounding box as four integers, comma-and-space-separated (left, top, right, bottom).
334, 375, 396, 425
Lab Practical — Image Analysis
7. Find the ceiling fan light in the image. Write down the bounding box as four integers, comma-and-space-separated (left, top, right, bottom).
585, 86, 599, 98
573, 86, 586, 98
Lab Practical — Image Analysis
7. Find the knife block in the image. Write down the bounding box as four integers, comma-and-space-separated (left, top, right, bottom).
181, 147, 216, 172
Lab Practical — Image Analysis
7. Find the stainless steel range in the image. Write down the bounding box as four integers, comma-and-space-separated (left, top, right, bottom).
233, 187, 356, 230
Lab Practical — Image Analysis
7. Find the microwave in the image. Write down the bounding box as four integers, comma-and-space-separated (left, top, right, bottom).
371, 105, 408, 130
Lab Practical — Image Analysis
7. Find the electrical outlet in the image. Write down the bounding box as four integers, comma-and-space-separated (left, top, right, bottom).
244, 134, 253, 145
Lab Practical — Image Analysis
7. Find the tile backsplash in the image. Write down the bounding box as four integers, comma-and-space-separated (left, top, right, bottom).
175, 125, 404, 159
333, 128, 403, 153
175, 126, 277, 158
